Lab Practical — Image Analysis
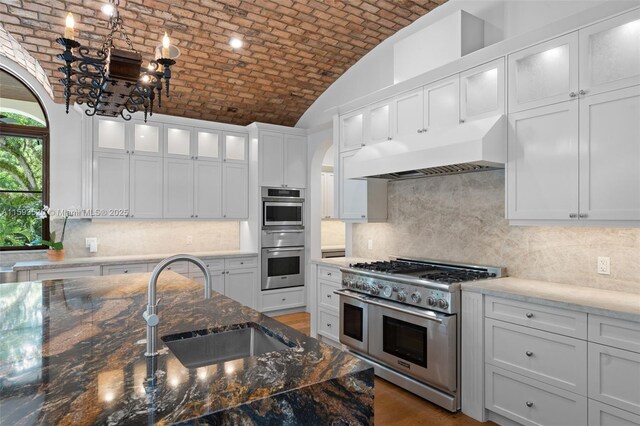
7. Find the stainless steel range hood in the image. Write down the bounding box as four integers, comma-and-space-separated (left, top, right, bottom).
344, 115, 506, 180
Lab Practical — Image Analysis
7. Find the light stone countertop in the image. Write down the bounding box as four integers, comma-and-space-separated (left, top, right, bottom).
463, 277, 640, 322
321, 245, 346, 251
311, 257, 375, 269
12, 250, 258, 271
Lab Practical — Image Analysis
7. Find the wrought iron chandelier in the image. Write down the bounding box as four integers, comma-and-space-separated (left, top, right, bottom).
56, 0, 178, 121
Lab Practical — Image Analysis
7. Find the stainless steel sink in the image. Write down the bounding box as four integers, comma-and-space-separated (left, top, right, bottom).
161, 323, 296, 369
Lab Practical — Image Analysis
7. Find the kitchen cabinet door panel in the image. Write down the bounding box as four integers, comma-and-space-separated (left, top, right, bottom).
132, 121, 162, 156
393, 88, 423, 141
580, 10, 640, 96
224, 131, 248, 163
165, 125, 193, 158
223, 163, 248, 219
284, 135, 307, 188
461, 58, 505, 122
225, 268, 257, 309
163, 158, 193, 218
366, 99, 393, 144
194, 161, 222, 219
93, 152, 129, 214
340, 151, 367, 220
195, 129, 221, 161
260, 131, 284, 187
424, 75, 460, 130
507, 102, 579, 220
129, 155, 162, 219
340, 110, 365, 152
508, 33, 579, 112
95, 118, 127, 152
579, 86, 640, 220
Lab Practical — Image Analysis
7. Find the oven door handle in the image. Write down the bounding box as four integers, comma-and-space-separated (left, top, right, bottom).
334, 289, 443, 324
265, 247, 304, 253
264, 230, 304, 234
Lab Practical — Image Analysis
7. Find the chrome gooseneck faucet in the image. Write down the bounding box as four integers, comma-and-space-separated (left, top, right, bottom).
143, 254, 212, 357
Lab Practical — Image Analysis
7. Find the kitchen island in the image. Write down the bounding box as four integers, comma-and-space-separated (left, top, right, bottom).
0, 272, 374, 425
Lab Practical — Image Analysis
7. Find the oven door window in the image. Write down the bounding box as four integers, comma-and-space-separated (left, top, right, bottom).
382, 315, 427, 368
343, 303, 364, 342
265, 204, 302, 222
267, 256, 300, 277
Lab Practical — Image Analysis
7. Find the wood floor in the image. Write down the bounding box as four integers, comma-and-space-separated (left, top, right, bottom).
273, 312, 488, 426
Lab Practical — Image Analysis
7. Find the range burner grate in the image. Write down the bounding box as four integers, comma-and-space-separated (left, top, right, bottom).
349, 261, 434, 274
420, 270, 496, 284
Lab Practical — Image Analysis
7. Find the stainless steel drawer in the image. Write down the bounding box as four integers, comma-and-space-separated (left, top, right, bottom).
485, 365, 588, 426
485, 318, 587, 395
485, 296, 587, 338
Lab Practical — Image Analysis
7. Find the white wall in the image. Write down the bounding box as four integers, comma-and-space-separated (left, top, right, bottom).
295, 0, 637, 129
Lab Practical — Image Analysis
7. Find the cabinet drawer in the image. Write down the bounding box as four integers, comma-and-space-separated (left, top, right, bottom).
486, 318, 587, 394
318, 280, 340, 310
485, 365, 588, 426
589, 315, 640, 354
318, 309, 340, 341
189, 258, 224, 273
485, 296, 587, 338
318, 266, 341, 284
148, 261, 189, 274
589, 400, 640, 426
588, 343, 640, 415
225, 256, 257, 270
30, 266, 101, 281
102, 263, 148, 275
261, 288, 305, 312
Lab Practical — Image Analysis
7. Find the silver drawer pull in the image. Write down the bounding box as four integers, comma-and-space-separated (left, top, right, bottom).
569, 213, 578, 218
282, 298, 286, 301
526, 351, 533, 357
326, 294, 331, 298
525, 312, 533, 318
240, 262, 244, 264
326, 323, 332, 327
327, 272, 332, 276
124, 270, 128, 273
525, 401, 534, 408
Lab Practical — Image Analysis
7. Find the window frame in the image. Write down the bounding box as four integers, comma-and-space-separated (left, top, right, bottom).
0, 122, 50, 251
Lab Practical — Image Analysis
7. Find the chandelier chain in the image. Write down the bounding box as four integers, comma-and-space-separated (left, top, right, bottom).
102, 0, 136, 53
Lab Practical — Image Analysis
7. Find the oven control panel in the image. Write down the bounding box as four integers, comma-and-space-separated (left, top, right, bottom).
341, 272, 456, 314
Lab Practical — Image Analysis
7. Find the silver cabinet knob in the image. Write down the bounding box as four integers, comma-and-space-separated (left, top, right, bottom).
422, 128, 428, 132
579, 89, 587, 95
417, 129, 423, 133
387, 137, 392, 140
459, 119, 465, 123
526, 312, 534, 318
282, 298, 286, 301
525, 401, 534, 408
131, 151, 134, 154
361, 143, 366, 147
569, 92, 578, 98
124, 270, 128, 273
326, 294, 331, 298
526, 351, 533, 357
195, 214, 198, 218
326, 323, 332, 327
327, 272, 332, 276
579, 213, 588, 218
361, 215, 366, 218
130, 214, 134, 218
569, 213, 578, 218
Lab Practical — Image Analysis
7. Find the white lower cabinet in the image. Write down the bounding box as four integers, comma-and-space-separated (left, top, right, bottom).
185, 256, 257, 308
589, 400, 640, 426
313, 265, 342, 346
102, 263, 148, 275
486, 365, 588, 426
225, 268, 257, 309
261, 287, 305, 312
465, 293, 640, 426
29, 266, 101, 281
318, 308, 340, 342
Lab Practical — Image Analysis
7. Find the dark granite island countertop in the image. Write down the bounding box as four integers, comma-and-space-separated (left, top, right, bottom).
0, 272, 373, 425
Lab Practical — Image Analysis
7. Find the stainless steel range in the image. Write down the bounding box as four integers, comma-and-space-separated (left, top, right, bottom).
335, 257, 505, 412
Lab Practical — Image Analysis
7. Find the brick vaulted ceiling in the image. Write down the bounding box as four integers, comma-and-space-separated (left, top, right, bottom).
1, 0, 445, 126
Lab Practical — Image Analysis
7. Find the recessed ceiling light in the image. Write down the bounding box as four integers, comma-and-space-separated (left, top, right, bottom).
229, 38, 243, 49
101, 3, 115, 16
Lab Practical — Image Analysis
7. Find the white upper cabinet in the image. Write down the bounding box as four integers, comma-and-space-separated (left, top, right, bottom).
131, 121, 162, 156
164, 125, 193, 158
195, 129, 221, 161
129, 155, 163, 218
393, 88, 424, 142
579, 86, 640, 221
339, 109, 365, 152
339, 151, 387, 222
460, 58, 505, 122
163, 158, 194, 218
508, 33, 579, 113
507, 101, 579, 220
94, 118, 127, 152
223, 131, 248, 163
93, 152, 130, 214
365, 99, 394, 145
259, 131, 307, 188
423, 75, 460, 130
321, 172, 335, 219
580, 10, 640, 97
223, 163, 248, 218
194, 161, 222, 219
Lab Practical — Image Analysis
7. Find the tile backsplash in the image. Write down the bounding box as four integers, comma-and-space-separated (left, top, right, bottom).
3, 220, 240, 263
321, 220, 346, 247
352, 170, 640, 293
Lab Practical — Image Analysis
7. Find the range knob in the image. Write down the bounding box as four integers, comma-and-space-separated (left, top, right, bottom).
397, 290, 408, 302
411, 292, 422, 303
369, 285, 380, 296
382, 285, 393, 298
427, 296, 437, 306
438, 299, 449, 309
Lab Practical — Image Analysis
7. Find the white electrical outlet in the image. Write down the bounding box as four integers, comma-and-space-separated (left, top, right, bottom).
367, 239, 373, 250
85, 237, 98, 253
186, 235, 193, 245
597, 256, 610, 275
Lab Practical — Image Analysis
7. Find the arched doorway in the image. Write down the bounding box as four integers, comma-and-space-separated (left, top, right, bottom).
0, 68, 50, 250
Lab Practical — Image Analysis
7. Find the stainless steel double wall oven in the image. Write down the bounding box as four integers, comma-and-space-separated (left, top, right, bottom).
261, 188, 305, 291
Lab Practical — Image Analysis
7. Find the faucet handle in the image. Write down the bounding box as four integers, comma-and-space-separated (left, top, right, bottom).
143, 311, 159, 326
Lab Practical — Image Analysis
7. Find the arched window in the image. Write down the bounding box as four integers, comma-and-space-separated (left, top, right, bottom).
0, 68, 50, 250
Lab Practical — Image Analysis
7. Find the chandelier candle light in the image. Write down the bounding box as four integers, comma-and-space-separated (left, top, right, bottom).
56, 0, 178, 121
